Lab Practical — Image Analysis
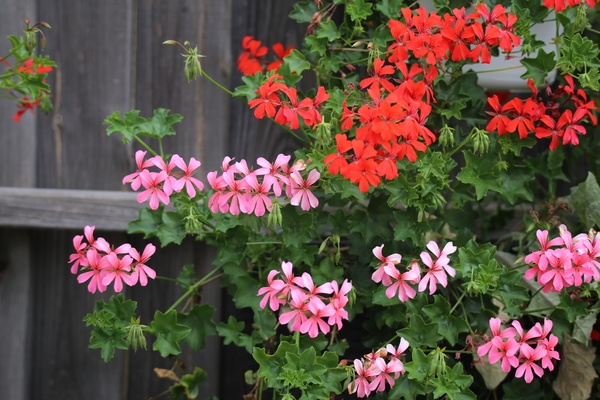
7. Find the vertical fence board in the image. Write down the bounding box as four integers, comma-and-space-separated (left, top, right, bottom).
29, 1, 136, 399
129, 1, 230, 398
36, 0, 135, 190
29, 229, 128, 400
228, 0, 308, 162
0, 2, 37, 400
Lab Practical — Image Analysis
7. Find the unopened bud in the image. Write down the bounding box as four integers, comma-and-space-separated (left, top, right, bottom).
471, 128, 490, 155
438, 124, 455, 148
126, 318, 147, 351
267, 202, 283, 228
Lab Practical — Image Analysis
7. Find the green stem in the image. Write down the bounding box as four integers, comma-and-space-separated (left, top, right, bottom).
246, 241, 283, 245
166, 265, 222, 313
446, 131, 474, 157
201, 69, 234, 96
134, 136, 159, 157
449, 290, 466, 315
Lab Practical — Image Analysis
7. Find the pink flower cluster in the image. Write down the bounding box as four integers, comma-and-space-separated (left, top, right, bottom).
207, 154, 320, 216
347, 338, 409, 398
123, 150, 205, 210
69, 225, 156, 293
477, 317, 560, 383
257, 261, 352, 338
524, 225, 600, 292
372, 241, 457, 301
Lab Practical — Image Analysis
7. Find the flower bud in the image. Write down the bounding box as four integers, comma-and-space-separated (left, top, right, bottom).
126, 318, 147, 351
471, 128, 490, 155
438, 125, 455, 148
267, 202, 283, 228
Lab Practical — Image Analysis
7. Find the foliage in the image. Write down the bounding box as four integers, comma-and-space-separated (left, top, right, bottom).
46, 0, 600, 399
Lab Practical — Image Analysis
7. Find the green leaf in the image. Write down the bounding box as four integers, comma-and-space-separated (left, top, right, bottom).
387, 374, 428, 400
88, 326, 129, 362
289, 1, 319, 23
316, 20, 341, 41
499, 168, 534, 204
557, 33, 600, 74
232, 73, 263, 100
283, 49, 311, 76
520, 48, 556, 86
346, 0, 373, 22
137, 108, 184, 139
567, 172, 600, 229
151, 310, 192, 357
403, 347, 432, 381
396, 314, 443, 348
216, 315, 254, 353
84, 295, 139, 362
178, 304, 216, 350
253, 340, 299, 388
423, 296, 470, 346
128, 207, 163, 239
502, 377, 543, 400
375, 0, 405, 19
104, 108, 183, 142
170, 367, 207, 399
157, 211, 187, 246
456, 151, 503, 200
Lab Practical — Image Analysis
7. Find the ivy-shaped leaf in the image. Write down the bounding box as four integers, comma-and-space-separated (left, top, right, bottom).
178, 304, 216, 350
151, 310, 192, 357
423, 296, 470, 346
567, 172, 600, 229
520, 48, 556, 86
456, 151, 503, 200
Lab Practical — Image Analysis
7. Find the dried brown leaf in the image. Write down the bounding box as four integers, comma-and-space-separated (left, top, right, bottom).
153, 367, 180, 382
553, 339, 597, 400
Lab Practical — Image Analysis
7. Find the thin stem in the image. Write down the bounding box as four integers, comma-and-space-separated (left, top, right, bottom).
246, 241, 283, 245
201, 69, 234, 96
166, 265, 222, 313
134, 136, 158, 156
449, 290, 466, 315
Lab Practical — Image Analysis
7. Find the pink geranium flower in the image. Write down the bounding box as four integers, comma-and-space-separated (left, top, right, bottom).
383, 260, 420, 302
101, 252, 136, 292
76, 249, 107, 293
371, 244, 402, 286
418, 241, 457, 294
289, 169, 320, 211
122, 150, 153, 190
172, 155, 204, 197
129, 243, 157, 286
137, 170, 171, 210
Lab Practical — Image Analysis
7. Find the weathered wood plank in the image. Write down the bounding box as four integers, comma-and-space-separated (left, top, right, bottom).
0, 187, 139, 230
36, 0, 136, 190
0, 2, 37, 399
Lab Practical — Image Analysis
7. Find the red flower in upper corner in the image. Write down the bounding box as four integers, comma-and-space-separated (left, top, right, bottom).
17, 58, 53, 75
237, 35, 295, 75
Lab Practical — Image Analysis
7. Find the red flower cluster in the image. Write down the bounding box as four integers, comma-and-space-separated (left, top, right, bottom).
11, 57, 54, 121
237, 35, 295, 75
387, 4, 520, 66
324, 4, 522, 192
486, 76, 597, 150
543, 0, 598, 11
69, 225, 156, 293
248, 74, 329, 129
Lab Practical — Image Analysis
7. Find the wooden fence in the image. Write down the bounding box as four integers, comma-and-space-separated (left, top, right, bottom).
0, 1, 305, 399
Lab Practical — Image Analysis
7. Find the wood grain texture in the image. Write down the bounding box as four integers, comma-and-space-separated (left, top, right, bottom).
29, 230, 127, 400
0, 2, 37, 399
228, 0, 308, 163
36, 0, 136, 190
0, 187, 139, 230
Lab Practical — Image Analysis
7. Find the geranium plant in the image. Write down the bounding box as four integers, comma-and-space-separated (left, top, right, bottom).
58, 0, 600, 399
